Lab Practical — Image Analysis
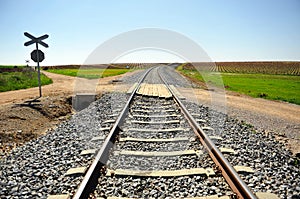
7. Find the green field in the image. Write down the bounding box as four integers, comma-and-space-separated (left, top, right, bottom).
177, 66, 300, 105
0, 66, 53, 92
46, 68, 130, 79
0, 65, 25, 68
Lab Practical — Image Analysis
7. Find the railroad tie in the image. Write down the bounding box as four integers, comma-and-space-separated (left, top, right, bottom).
125, 127, 187, 133
119, 137, 190, 142
103, 119, 115, 124
132, 109, 176, 113
99, 127, 111, 131
131, 114, 180, 118
80, 149, 97, 155
191, 113, 201, 117
91, 135, 106, 142
107, 114, 119, 117
47, 194, 70, 199
65, 167, 87, 176
255, 192, 280, 199
209, 135, 223, 140
197, 119, 207, 123
130, 120, 180, 125
114, 150, 203, 157
96, 196, 231, 199
106, 167, 215, 177
219, 147, 236, 154
202, 126, 215, 131
139, 105, 173, 109
233, 166, 255, 174
48, 193, 233, 199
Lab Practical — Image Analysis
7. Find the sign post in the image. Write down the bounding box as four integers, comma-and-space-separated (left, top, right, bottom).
24, 32, 49, 97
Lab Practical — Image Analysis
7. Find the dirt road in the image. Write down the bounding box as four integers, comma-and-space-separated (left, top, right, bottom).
0, 71, 132, 105
178, 87, 300, 155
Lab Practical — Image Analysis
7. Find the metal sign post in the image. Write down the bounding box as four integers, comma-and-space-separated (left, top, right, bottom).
24, 32, 49, 97
36, 42, 42, 97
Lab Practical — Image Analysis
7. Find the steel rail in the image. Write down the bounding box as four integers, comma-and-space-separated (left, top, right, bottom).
158, 68, 257, 199
73, 67, 154, 199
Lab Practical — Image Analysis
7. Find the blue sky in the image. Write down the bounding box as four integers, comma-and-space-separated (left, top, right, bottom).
0, 0, 299, 65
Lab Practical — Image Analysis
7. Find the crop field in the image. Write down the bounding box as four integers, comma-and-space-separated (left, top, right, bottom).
177, 63, 300, 105
45, 68, 130, 79
0, 66, 53, 92
182, 62, 300, 75
0, 65, 24, 68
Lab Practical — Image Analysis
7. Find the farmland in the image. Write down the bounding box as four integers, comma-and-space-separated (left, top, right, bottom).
42, 64, 150, 79
182, 61, 300, 75
45, 68, 130, 79
0, 66, 52, 92
177, 62, 300, 105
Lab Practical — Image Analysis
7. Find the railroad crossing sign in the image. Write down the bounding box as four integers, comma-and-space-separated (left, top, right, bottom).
24, 32, 49, 48
31, 50, 45, 62
24, 32, 49, 97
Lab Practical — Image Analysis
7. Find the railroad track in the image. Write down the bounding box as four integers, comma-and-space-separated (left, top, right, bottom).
55, 66, 259, 199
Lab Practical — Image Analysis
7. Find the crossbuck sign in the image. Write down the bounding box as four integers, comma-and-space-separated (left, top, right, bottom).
24, 32, 49, 97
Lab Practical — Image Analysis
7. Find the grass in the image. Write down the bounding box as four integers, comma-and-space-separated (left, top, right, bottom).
0, 65, 25, 69
0, 67, 53, 92
177, 66, 300, 105
46, 68, 130, 79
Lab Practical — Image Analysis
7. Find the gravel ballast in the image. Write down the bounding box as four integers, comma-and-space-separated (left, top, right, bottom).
182, 102, 300, 198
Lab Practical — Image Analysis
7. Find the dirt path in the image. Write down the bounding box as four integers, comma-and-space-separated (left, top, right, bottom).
0, 71, 133, 105
179, 88, 300, 124
178, 87, 300, 155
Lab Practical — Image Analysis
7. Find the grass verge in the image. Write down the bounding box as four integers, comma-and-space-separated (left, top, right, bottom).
46, 68, 130, 79
177, 66, 300, 105
0, 67, 52, 92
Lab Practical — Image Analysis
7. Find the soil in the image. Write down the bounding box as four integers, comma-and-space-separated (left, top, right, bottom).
0, 70, 299, 158
0, 95, 73, 158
